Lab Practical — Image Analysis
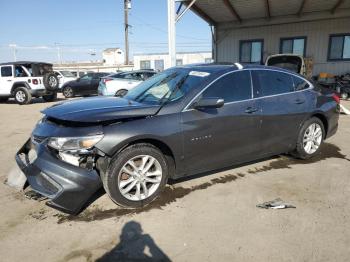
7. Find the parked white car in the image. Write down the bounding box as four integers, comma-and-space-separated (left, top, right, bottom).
0, 61, 59, 104
98, 70, 157, 96
54, 70, 77, 89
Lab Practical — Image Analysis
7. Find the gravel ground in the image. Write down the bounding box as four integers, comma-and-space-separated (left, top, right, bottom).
0, 95, 349, 262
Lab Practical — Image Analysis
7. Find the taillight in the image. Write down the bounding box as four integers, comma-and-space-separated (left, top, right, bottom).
103, 78, 112, 83
32, 79, 38, 85
332, 93, 340, 104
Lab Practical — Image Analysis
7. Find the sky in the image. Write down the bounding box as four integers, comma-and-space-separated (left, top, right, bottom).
0, 0, 211, 63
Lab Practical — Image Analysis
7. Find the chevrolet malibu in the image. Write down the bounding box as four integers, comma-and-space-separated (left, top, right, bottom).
15, 64, 339, 214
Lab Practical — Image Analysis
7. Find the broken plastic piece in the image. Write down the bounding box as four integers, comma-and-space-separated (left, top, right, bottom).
256, 198, 296, 209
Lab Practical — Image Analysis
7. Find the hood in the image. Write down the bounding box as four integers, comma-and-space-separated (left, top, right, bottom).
42, 96, 160, 123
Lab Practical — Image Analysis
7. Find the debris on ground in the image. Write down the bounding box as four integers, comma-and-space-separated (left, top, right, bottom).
24, 190, 47, 201
256, 198, 296, 209
340, 104, 350, 115
4, 165, 27, 190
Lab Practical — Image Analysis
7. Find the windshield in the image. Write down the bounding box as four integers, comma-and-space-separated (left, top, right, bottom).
60, 71, 75, 77
124, 69, 210, 105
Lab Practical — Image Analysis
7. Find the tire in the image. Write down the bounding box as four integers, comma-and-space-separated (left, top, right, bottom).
292, 117, 325, 159
101, 143, 169, 208
62, 86, 74, 98
42, 92, 57, 102
43, 72, 59, 91
115, 89, 128, 97
14, 87, 32, 105
341, 92, 349, 100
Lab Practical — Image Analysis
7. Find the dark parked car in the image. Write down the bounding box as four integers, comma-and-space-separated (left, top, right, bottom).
15, 64, 339, 214
61, 72, 110, 98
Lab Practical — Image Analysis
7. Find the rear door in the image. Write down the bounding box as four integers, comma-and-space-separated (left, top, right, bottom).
89, 73, 104, 94
0, 66, 14, 95
77, 74, 93, 95
182, 70, 262, 174
252, 69, 309, 154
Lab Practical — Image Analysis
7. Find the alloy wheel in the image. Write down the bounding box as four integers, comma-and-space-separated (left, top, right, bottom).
15, 90, 26, 103
63, 87, 73, 97
303, 123, 322, 154
118, 155, 162, 201
48, 76, 57, 87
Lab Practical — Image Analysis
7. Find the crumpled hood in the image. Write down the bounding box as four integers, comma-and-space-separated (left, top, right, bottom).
42, 96, 160, 123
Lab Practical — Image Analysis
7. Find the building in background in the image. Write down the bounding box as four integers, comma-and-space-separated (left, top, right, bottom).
185, 0, 350, 76
133, 51, 213, 71
102, 48, 124, 65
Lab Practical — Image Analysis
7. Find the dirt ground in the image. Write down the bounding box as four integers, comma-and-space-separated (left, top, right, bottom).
0, 96, 350, 262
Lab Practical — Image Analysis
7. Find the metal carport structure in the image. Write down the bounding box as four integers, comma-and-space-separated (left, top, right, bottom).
170, 0, 350, 74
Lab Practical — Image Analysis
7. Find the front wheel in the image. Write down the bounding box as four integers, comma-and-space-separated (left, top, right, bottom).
62, 86, 74, 98
101, 143, 169, 208
14, 87, 32, 105
292, 117, 325, 159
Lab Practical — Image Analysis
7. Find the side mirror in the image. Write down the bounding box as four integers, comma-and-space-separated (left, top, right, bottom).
193, 97, 224, 109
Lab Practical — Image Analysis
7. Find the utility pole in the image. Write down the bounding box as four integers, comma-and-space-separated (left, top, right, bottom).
9, 44, 17, 61
54, 43, 62, 64
124, 0, 130, 65
168, 0, 176, 67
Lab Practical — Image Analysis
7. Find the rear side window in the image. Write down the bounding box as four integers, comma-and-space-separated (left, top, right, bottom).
1, 66, 12, 77
202, 71, 252, 103
252, 70, 294, 97
292, 76, 310, 91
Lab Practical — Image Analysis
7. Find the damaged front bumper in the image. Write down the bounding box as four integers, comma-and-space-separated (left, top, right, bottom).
15, 139, 102, 214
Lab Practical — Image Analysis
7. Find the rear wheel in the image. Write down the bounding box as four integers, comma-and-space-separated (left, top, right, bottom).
14, 87, 31, 105
101, 143, 169, 208
42, 92, 57, 102
63, 86, 74, 98
115, 89, 128, 97
292, 117, 325, 159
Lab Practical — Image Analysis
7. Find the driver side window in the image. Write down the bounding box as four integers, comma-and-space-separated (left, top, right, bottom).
80, 74, 92, 81
201, 71, 252, 103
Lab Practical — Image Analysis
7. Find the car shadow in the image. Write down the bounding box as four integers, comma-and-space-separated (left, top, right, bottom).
95, 221, 171, 262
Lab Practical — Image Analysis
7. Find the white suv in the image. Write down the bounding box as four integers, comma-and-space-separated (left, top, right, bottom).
0, 61, 59, 104
53, 70, 77, 89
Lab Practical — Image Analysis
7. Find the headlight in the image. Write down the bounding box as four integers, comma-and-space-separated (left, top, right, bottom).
47, 135, 103, 151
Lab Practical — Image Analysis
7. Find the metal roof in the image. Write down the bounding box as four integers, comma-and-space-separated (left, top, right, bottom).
188, 0, 350, 25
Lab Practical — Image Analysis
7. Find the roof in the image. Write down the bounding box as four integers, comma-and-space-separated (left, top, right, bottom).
103, 48, 122, 52
0, 61, 53, 66
133, 51, 212, 56
188, 0, 350, 25
177, 62, 304, 76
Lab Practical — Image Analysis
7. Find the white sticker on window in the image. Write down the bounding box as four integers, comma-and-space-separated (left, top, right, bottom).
189, 71, 210, 77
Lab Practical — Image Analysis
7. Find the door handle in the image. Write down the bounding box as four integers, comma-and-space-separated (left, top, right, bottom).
245, 107, 258, 114
7, 80, 12, 82
294, 99, 305, 104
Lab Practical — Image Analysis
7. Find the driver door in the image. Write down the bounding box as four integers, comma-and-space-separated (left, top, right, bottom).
181, 70, 262, 174
0, 66, 14, 95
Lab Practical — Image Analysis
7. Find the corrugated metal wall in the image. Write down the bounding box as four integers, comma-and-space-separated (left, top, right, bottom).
216, 17, 350, 75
